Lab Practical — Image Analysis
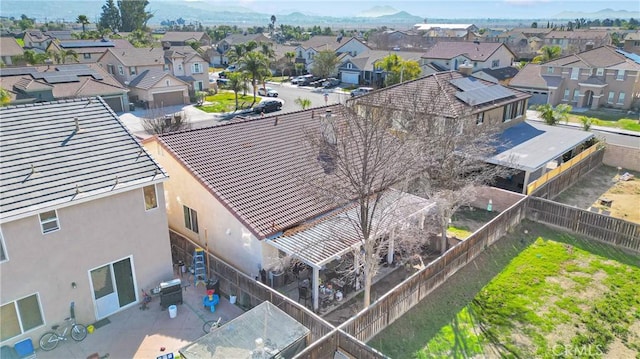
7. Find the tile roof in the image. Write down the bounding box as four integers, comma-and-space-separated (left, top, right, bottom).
544, 46, 640, 70
343, 49, 423, 71
105, 47, 166, 67
128, 69, 178, 89
0, 37, 24, 57
354, 70, 530, 116
625, 31, 640, 41
218, 33, 270, 47
299, 36, 346, 51
422, 41, 507, 61
0, 97, 167, 221
161, 32, 207, 42
475, 66, 519, 81
509, 63, 549, 89
155, 105, 349, 239
544, 30, 609, 40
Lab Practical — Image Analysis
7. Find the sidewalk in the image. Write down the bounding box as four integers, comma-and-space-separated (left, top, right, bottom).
526, 110, 640, 138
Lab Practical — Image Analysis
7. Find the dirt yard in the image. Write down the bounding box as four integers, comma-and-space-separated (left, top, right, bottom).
554, 165, 640, 223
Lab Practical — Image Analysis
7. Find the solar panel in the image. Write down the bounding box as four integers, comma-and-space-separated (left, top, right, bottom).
455, 85, 514, 106
41, 74, 81, 83
0, 67, 37, 77
55, 65, 104, 81
449, 77, 486, 91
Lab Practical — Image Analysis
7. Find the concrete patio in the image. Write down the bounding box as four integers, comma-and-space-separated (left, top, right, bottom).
34, 279, 244, 359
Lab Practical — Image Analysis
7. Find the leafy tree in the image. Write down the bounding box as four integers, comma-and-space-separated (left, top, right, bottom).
48, 49, 79, 64
17, 49, 49, 65
238, 51, 270, 103
228, 44, 247, 64
99, 0, 121, 32
127, 29, 153, 47
531, 22, 538, 28
0, 88, 11, 106
537, 103, 572, 125
118, 0, 152, 32
76, 15, 89, 34
16, 14, 35, 30
227, 72, 248, 110
294, 97, 311, 109
379, 54, 422, 86
532, 45, 562, 64
310, 50, 340, 79
259, 42, 275, 61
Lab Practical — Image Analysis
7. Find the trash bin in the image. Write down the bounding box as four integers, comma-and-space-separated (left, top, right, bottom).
168, 305, 177, 318
206, 277, 219, 293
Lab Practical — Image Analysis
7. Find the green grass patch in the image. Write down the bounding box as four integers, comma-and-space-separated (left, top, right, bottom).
567, 111, 640, 132
16, 38, 24, 47
197, 92, 260, 113
447, 225, 472, 239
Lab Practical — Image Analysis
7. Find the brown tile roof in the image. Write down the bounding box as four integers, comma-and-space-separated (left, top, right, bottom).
155, 105, 347, 239
355, 71, 531, 116
544, 30, 609, 40
104, 47, 166, 67
509, 63, 550, 89
544, 46, 640, 69
299, 36, 346, 51
422, 41, 508, 61
161, 32, 208, 42
625, 31, 640, 41
0, 37, 24, 57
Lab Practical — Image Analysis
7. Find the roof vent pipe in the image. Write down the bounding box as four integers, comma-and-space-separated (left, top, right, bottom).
74, 117, 80, 132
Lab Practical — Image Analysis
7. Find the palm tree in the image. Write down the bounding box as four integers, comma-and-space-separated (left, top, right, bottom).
227, 72, 248, 110
238, 51, 270, 102
0, 88, 11, 106
228, 44, 247, 65
18, 49, 48, 65
259, 42, 275, 61
48, 49, 79, 64
294, 97, 311, 110
532, 45, 562, 64
76, 15, 89, 34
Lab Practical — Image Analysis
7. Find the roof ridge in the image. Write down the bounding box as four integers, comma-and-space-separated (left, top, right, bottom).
433, 72, 459, 117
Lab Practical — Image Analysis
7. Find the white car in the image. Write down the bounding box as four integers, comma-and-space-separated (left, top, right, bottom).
257, 87, 278, 97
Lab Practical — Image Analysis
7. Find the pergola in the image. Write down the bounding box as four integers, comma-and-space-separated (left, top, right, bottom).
268, 189, 435, 311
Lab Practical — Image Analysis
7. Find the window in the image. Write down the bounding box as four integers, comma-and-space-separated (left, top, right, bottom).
547, 66, 554, 74
192, 63, 202, 73
0, 228, 7, 262
516, 100, 523, 117
143, 185, 158, 211
563, 89, 570, 101
39, 210, 59, 234
617, 69, 625, 80
596, 68, 604, 76
502, 103, 513, 122
608, 91, 615, 104
618, 92, 625, 104
195, 81, 203, 91
476, 112, 484, 125
346, 63, 352, 69
129, 67, 136, 75
0, 293, 44, 341
107, 64, 115, 74
118, 65, 124, 75
473, 62, 478, 67
570, 67, 579, 80
573, 89, 580, 101
83, 53, 91, 60
163, 64, 169, 71
183, 205, 199, 233
178, 64, 183, 71
491, 59, 500, 68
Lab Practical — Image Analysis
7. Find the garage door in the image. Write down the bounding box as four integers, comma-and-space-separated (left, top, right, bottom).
103, 97, 124, 113
341, 72, 359, 85
152, 91, 185, 107
528, 91, 549, 105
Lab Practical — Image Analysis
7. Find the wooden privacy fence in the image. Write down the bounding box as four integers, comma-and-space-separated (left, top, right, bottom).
338, 196, 529, 342
527, 144, 603, 198
169, 229, 335, 342
294, 329, 389, 359
527, 197, 640, 253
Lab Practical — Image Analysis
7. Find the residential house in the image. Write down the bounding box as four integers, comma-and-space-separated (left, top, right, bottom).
368, 29, 424, 50
414, 23, 478, 38
209, 33, 271, 66
161, 31, 211, 47
45, 38, 134, 64
472, 66, 520, 85
420, 41, 516, 72
510, 46, 640, 110
495, 27, 551, 60
142, 105, 432, 310
623, 31, 640, 55
0, 63, 129, 112
295, 36, 367, 70
0, 37, 24, 66
22, 30, 52, 51
0, 97, 171, 348
97, 47, 208, 105
542, 30, 612, 53
338, 49, 423, 85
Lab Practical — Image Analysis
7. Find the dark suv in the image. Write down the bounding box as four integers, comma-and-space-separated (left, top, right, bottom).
254, 100, 282, 114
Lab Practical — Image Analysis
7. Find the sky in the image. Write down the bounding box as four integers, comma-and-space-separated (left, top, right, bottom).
181, 0, 640, 18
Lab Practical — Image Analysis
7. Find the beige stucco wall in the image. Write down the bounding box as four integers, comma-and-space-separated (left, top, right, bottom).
553, 67, 639, 110
0, 184, 172, 347
129, 77, 189, 106
603, 143, 640, 172
144, 140, 267, 278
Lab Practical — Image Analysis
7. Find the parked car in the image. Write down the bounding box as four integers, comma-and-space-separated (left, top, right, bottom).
323, 78, 340, 88
217, 78, 230, 87
350, 87, 374, 97
254, 100, 282, 114
298, 76, 320, 87
226, 65, 237, 72
257, 87, 279, 97
292, 74, 313, 85
218, 71, 227, 78
310, 78, 326, 88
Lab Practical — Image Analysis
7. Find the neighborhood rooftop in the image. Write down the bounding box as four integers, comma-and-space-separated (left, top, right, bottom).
0, 98, 167, 222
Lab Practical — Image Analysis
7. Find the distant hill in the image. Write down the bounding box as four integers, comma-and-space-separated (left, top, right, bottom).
553, 8, 640, 19
357, 6, 399, 18
376, 11, 423, 23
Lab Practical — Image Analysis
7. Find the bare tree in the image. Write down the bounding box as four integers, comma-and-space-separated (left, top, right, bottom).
141, 105, 191, 134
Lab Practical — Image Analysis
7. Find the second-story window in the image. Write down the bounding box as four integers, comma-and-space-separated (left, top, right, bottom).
192, 63, 201, 73
570, 67, 579, 80
617, 69, 625, 81
476, 112, 484, 125
596, 68, 604, 76
183, 205, 199, 233
163, 64, 169, 71
39, 210, 60, 234
118, 66, 124, 75
129, 67, 136, 76
547, 66, 554, 74
618, 92, 626, 104
491, 59, 500, 68
143, 185, 158, 211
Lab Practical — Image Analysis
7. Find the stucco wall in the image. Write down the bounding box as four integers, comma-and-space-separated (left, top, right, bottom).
470, 186, 526, 212
144, 140, 265, 277
603, 143, 640, 172
0, 185, 172, 347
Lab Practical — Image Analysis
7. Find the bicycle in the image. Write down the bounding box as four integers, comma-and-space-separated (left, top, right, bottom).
202, 317, 223, 334
39, 302, 88, 351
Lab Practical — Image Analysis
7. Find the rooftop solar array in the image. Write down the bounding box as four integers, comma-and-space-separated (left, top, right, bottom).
60, 40, 114, 48
3, 65, 105, 84
0, 68, 37, 77
449, 77, 486, 91
455, 84, 515, 106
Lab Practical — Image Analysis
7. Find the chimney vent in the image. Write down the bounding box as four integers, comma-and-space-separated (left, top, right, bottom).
325, 109, 332, 119
311, 110, 314, 119
458, 61, 473, 76
274, 116, 279, 126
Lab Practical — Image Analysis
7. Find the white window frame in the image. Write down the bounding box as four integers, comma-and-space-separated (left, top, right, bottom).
570, 67, 579, 80
573, 89, 580, 101
183, 205, 199, 233
129, 67, 136, 76
143, 184, 158, 211
596, 68, 604, 76
607, 91, 615, 104
0, 228, 7, 263
192, 63, 202, 74
618, 92, 625, 104
39, 210, 60, 234
616, 69, 625, 81
0, 293, 45, 341
502, 103, 513, 122
476, 112, 484, 125
83, 53, 91, 60
118, 65, 124, 75
563, 89, 570, 101
492, 59, 500, 68
178, 64, 183, 71
547, 66, 554, 74
163, 64, 169, 71
346, 63, 352, 69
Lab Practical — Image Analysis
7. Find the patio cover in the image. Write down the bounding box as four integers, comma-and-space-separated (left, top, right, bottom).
179, 301, 310, 359
488, 121, 594, 172
267, 189, 435, 270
